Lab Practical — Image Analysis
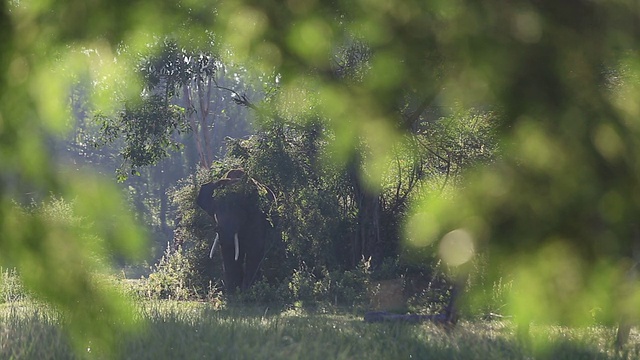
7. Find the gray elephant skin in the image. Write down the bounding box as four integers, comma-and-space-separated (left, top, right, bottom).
196, 169, 272, 293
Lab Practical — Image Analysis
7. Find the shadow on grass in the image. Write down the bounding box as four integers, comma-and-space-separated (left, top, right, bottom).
123, 304, 639, 360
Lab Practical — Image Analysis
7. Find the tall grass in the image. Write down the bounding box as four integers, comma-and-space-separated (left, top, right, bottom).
2, 269, 640, 359
1, 267, 28, 304
2, 300, 640, 359
0, 304, 72, 359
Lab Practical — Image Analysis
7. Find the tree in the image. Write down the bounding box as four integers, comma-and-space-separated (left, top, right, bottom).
89, 41, 259, 254
92, 39, 260, 175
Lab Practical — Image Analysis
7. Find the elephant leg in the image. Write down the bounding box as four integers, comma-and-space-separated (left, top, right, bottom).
241, 223, 267, 290
443, 278, 463, 333
243, 246, 265, 289
222, 247, 244, 293
240, 217, 269, 289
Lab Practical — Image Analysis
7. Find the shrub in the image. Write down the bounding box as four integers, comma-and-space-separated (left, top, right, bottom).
143, 245, 222, 302
288, 264, 317, 305
330, 259, 371, 307
231, 278, 291, 306
463, 256, 512, 319
286, 259, 371, 310
370, 257, 402, 281
405, 260, 453, 315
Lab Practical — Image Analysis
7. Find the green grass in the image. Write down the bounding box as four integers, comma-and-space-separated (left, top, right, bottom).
2, 300, 640, 359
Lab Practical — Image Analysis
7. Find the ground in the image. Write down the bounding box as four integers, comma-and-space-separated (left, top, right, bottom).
1, 300, 639, 359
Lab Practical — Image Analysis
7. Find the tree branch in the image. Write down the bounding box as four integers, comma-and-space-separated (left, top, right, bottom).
403, 95, 433, 132
212, 80, 260, 111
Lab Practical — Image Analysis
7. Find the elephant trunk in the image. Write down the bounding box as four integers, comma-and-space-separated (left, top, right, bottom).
234, 233, 240, 261
209, 233, 219, 259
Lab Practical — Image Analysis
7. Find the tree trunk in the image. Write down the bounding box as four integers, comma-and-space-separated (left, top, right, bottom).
197, 78, 213, 167
158, 161, 170, 236
183, 85, 208, 168
348, 154, 382, 268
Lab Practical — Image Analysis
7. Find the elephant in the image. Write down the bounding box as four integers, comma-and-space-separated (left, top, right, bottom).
196, 168, 275, 293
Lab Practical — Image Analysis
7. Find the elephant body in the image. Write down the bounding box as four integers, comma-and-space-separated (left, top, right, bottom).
197, 169, 272, 292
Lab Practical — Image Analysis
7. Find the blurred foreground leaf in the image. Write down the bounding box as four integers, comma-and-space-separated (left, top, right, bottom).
0, 0, 162, 354
212, 0, 640, 328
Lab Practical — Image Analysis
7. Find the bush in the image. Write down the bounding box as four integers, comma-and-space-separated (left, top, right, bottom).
370, 257, 402, 281
330, 259, 371, 307
463, 256, 512, 319
404, 260, 454, 315
143, 245, 222, 303
286, 259, 371, 310
231, 278, 291, 306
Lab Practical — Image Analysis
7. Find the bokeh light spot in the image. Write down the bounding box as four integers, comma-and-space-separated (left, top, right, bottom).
439, 229, 475, 266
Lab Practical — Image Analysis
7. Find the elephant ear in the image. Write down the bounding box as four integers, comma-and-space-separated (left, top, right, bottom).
196, 182, 220, 218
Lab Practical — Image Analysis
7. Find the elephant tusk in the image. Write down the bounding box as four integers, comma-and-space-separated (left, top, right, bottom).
210, 233, 219, 259
234, 233, 240, 261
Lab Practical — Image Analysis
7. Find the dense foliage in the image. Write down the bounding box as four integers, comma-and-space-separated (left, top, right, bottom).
162, 102, 497, 308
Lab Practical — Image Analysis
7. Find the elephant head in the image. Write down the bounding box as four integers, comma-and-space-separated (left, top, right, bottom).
196, 168, 273, 292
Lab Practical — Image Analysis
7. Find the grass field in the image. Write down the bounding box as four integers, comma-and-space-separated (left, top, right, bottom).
1, 299, 639, 360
